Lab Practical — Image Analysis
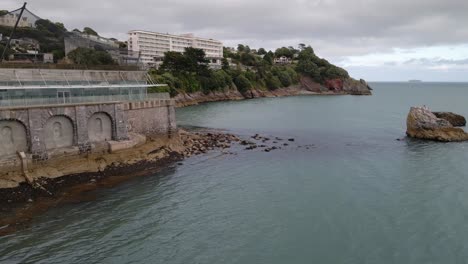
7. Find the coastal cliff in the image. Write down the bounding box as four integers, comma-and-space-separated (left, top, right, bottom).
174, 76, 371, 107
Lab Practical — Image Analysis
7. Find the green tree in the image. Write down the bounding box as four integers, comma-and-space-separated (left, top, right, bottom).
0, 44, 13, 60
54, 22, 66, 31
160, 48, 209, 76
35, 19, 66, 37
323, 65, 349, 79
68, 47, 115, 65
234, 74, 252, 94
237, 44, 245, 52
263, 51, 274, 65
83, 27, 98, 36
257, 48, 267, 55
296, 60, 320, 81
223, 47, 232, 58
285, 67, 299, 84
275, 47, 293, 58
221, 58, 230, 71
277, 71, 292, 87
265, 74, 282, 90
240, 52, 256, 66
0, 10, 9, 16
183, 47, 210, 75
52, 49, 65, 62
160, 51, 186, 73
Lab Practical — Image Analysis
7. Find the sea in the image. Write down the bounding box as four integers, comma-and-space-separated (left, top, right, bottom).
1, 82, 468, 264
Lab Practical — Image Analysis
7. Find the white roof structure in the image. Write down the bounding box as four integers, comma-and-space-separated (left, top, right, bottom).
0, 68, 165, 90
0, 7, 42, 28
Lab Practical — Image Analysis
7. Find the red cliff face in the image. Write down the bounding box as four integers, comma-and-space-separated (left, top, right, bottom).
325, 79, 343, 91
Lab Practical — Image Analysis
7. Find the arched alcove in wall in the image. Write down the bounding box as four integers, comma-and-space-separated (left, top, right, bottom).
88, 112, 113, 142
0, 120, 28, 157
44, 116, 74, 150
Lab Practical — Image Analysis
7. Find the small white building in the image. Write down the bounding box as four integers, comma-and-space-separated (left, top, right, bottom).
127, 30, 223, 67
274, 56, 292, 64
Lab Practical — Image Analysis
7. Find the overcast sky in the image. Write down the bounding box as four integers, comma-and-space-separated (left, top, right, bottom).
3, 0, 468, 81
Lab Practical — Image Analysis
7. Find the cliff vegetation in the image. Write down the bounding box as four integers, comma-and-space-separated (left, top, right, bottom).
149, 44, 363, 98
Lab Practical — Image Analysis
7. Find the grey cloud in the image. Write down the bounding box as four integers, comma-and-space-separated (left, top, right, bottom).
404, 58, 468, 66
3, 0, 468, 62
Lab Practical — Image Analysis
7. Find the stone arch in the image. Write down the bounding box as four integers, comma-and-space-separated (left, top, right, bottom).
0, 119, 28, 157
88, 112, 113, 142
44, 115, 74, 150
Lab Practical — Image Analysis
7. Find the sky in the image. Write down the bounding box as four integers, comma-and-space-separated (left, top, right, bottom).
3, 0, 468, 81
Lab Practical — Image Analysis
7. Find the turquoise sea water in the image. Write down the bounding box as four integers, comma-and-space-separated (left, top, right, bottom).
1, 82, 468, 263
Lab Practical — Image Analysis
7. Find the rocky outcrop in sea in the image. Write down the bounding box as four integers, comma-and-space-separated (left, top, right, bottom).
432, 112, 466, 127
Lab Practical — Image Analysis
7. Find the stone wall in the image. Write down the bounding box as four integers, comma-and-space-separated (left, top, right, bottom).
123, 99, 177, 136
0, 102, 128, 161
0, 98, 176, 164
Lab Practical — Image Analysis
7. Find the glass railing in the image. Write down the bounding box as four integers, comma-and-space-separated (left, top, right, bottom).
0, 92, 170, 108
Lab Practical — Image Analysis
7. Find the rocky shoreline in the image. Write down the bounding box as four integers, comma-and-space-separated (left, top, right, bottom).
174, 77, 372, 107
0, 130, 238, 204
0, 129, 303, 235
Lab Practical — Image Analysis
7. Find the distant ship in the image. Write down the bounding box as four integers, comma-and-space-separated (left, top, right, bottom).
408, 80, 422, 83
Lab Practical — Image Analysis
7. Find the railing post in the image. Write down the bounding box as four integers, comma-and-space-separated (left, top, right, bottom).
14, 70, 22, 87
39, 69, 47, 86
62, 72, 70, 86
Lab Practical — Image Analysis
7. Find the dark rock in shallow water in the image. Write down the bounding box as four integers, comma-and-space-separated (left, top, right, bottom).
406, 106, 468, 142
433, 112, 466, 127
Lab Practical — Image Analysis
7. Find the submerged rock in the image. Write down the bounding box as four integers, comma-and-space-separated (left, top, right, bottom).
406, 106, 468, 142
433, 112, 466, 127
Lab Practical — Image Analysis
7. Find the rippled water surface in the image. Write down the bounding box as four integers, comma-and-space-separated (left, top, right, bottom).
2, 82, 468, 264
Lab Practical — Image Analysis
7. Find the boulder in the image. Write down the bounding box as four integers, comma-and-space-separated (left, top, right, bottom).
406, 106, 468, 142
343, 78, 372, 95
432, 112, 466, 127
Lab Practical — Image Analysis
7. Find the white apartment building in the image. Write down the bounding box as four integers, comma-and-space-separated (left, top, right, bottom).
127, 30, 223, 67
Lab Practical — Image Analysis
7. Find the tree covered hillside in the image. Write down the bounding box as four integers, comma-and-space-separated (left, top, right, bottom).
149, 44, 353, 97
0, 16, 112, 64
0, 19, 67, 61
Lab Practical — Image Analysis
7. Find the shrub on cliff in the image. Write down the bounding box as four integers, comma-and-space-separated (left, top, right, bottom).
219, 70, 233, 87
68, 47, 115, 65
149, 72, 179, 97
285, 67, 299, 84
234, 75, 252, 94
277, 71, 292, 87
83, 27, 98, 36
322, 65, 349, 79
265, 75, 282, 90
295, 45, 349, 83
296, 60, 320, 81
148, 85, 171, 94
275, 47, 294, 58
240, 52, 257, 66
